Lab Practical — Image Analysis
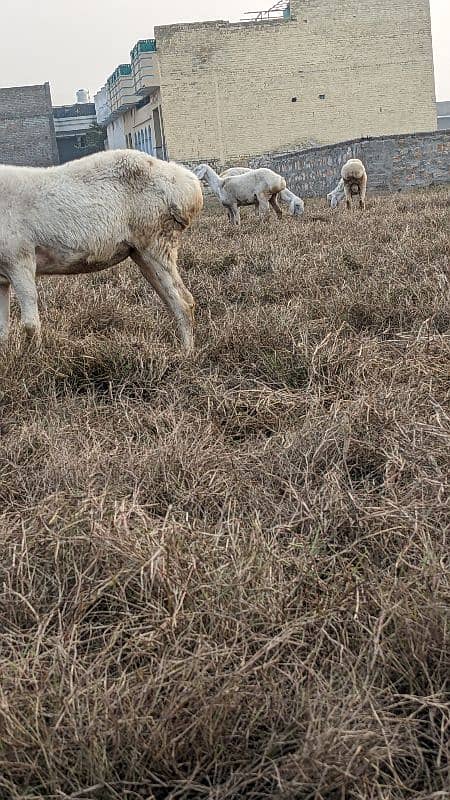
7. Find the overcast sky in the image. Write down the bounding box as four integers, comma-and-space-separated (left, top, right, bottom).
1, 1, 449, 105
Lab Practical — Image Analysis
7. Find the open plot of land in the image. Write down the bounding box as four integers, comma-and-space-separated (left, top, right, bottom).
0, 188, 449, 799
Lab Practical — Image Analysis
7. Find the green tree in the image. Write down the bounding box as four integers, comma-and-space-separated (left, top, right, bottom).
85, 121, 106, 151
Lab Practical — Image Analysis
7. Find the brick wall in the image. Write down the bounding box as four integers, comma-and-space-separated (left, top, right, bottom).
0, 83, 59, 167
248, 129, 450, 197
156, 0, 436, 165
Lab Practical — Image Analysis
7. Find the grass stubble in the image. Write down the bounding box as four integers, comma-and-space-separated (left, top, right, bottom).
0, 188, 449, 799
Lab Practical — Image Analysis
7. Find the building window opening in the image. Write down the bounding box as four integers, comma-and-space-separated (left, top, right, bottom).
319, 94, 326, 100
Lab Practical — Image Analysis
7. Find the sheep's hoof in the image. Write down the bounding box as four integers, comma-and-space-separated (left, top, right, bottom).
23, 325, 42, 347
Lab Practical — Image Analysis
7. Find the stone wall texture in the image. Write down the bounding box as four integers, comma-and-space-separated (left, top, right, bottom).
0, 83, 59, 167
156, 0, 437, 165
247, 129, 450, 197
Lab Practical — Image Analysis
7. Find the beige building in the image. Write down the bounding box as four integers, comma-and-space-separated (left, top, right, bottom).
95, 40, 166, 158
96, 0, 436, 166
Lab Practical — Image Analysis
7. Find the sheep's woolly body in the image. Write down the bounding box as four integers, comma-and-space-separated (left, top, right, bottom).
221, 168, 286, 205
194, 164, 286, 225
340, 158, 368, 210
341, 159, 366, 183
0, 150, 203, 349
220, 167, 304, 217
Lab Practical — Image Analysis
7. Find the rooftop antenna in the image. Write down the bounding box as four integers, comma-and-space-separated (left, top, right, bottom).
242, 1, 289, 22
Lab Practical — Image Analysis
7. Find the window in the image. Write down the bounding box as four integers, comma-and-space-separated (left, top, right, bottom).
319, 94, 326, 100
146, 125, 153, 155
75, 134, 87, 149
133, 126, 154, 154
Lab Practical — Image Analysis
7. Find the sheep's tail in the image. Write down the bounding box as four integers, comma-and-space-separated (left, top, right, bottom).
280, 177, 287, 191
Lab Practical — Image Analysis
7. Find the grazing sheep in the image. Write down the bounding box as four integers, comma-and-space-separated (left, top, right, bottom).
0, 150, 203, 351
341, 158, 368, 210
327, 177, 345, 209
194, 163, 286, 225
281, 188, 305, 218
220, 167, 305, 217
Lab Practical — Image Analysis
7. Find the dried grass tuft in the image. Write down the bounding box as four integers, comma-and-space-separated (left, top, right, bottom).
0, 188, 449, 799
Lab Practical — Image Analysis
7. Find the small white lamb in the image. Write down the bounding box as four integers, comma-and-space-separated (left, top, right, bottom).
220, 167, 304, 217
327, 178, 345, 209
194, 163, 286, 225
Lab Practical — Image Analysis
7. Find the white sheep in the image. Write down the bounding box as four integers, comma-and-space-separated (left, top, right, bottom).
341, 158, 368, 210
0, 150, 203, 351
327, 177, 345, 209
193, 163, 286, 225
220, 167, 305, 217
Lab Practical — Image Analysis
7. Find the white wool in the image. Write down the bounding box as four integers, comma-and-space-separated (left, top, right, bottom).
327, 159, 368, 211
341, 158, 368, 210
220, 167, 304, 217
194, 163, 286, 225
327, 178, 346, 209
0, 149, 203, 350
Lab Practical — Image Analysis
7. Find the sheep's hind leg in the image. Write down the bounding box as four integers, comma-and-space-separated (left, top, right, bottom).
0, 283, 10, 344
229, 204, 240, 226
133, 249, 195, 352
8, 255, 41, 341
344, 183, 352, 211
359, 176, 367, 211
269, 193, 283, 219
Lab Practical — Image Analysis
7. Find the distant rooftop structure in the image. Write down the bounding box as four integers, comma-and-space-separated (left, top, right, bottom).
437, 101, 450, 131
0, 82, 59, 167
53, 102, 96, 119
242, 0, 290, 22
76, 89, 90, 104
52, 91, 102, 163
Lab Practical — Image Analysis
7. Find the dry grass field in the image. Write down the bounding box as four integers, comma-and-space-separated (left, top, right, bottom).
0, 187, 449, 799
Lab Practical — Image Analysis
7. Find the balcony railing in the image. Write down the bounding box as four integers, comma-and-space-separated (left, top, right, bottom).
130, 39, 156, 60
107, 64, 139, 117
107, 64, 132, 89
130, 40, 160, 95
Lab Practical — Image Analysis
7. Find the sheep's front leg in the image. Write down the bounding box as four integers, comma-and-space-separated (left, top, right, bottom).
269, 194, 283, 219
0, 283, 10, 343
133, 249, 195, 352
257, 195, 270, 219
9, 255, 41, 340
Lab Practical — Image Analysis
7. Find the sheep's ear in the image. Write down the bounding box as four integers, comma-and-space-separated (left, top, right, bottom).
170, 204, 189, 230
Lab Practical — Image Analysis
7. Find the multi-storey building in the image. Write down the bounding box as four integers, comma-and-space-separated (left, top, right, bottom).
96, 0, 437, 167
95, 40, 166, 158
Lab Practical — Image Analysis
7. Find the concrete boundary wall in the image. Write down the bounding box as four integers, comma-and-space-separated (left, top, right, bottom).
247, 130, 450, 198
